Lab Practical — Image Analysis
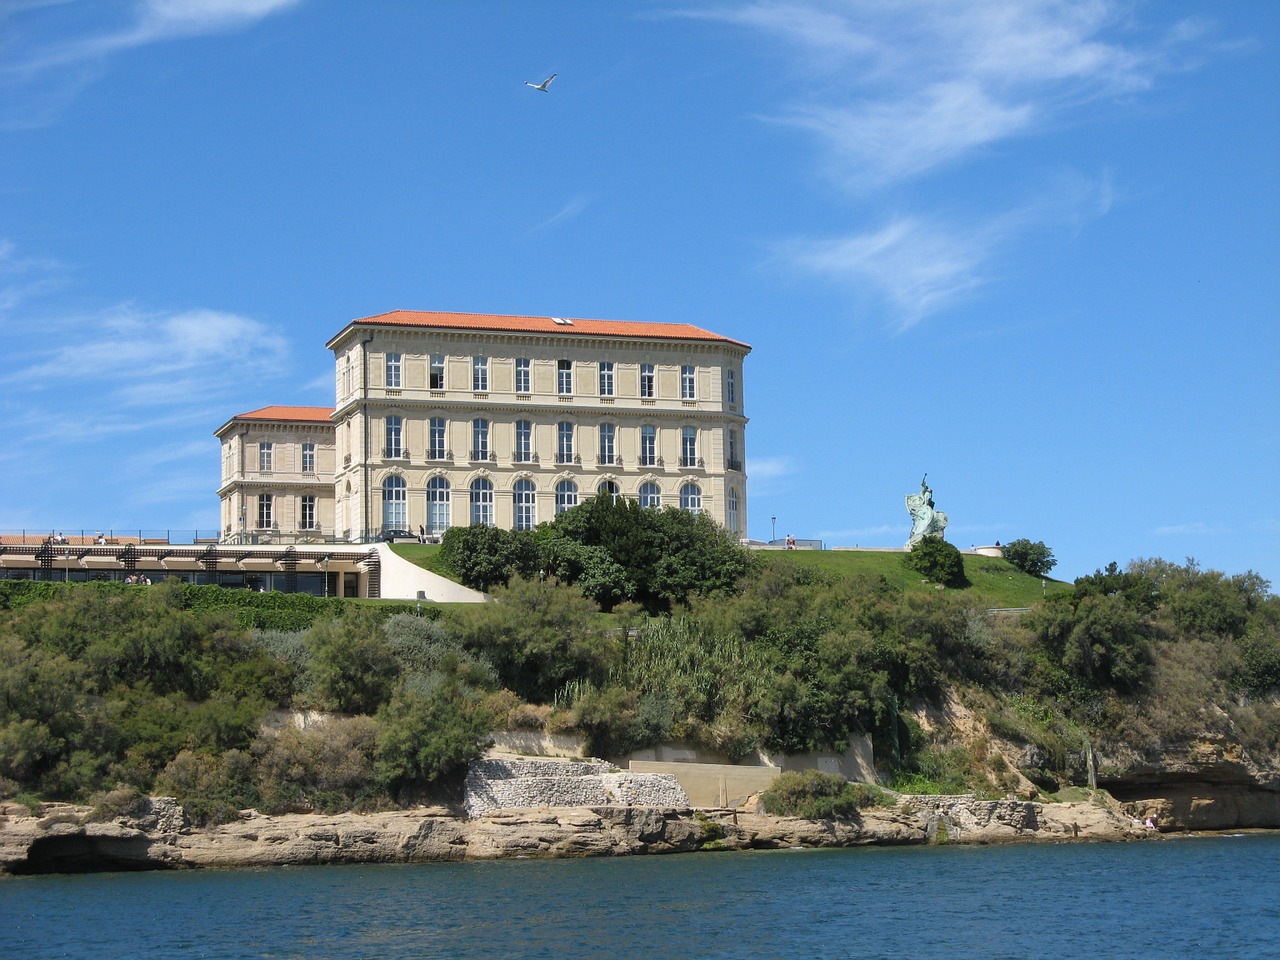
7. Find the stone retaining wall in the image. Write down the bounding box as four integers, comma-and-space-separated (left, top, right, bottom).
465, 758, 689, 816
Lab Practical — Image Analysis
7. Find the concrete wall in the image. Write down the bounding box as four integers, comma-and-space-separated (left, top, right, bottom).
373, 543, 486, 602
628, 760, 781, 808
489, 731, 586, 759
626, 736, 875, 785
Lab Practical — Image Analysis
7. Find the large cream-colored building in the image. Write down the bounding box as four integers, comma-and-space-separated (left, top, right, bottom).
218, 310, 750, 543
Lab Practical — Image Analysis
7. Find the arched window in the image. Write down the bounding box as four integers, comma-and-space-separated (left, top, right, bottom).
470, 478, 494, 526
727, 487, 739, 532
639, 482, 662, 509
597, 480, 620, 503
680, 482, 702, 515
513, 479, 536, 531
555, 479, 578, 515
382, 475, 407, 530
427, 477, 450, 534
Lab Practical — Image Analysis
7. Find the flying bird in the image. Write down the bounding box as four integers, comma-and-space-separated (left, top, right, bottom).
525, 73, 557, 92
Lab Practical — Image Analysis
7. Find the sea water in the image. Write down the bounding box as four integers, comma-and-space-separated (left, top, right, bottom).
2, 834, 1277, 959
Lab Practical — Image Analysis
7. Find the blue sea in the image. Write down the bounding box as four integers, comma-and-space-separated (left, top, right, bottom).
3, 834, 1277, 959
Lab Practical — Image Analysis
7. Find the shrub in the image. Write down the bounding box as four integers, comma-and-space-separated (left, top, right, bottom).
903, 537, 966, 588
760, 769, 891, 819
1002, 539, 1057, 578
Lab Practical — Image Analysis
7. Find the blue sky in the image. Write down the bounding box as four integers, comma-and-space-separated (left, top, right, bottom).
1, 0, 1276, 586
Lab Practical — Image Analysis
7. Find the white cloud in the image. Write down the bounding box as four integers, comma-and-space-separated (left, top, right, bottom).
697, 0, 1188, 189
2, 0, 302, 125
1152, 522, 1232, 536
778, 170, 1113, 328
531, 195, 594, 233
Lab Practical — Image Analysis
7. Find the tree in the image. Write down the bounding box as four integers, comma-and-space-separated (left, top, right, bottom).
1002, 539, 1057, 578
305, 608, 401, 714
440, 525, 539, 592
902, 537, 966, 588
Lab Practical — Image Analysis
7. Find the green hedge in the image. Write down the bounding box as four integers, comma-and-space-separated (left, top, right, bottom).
0, 580, 440, 629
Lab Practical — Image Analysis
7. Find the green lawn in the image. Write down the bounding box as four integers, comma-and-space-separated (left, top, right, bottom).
392, 542, 1069, 609
760, 548, 1070, 607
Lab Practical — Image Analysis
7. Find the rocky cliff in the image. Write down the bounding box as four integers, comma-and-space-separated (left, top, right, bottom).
0, 790, 1155, 876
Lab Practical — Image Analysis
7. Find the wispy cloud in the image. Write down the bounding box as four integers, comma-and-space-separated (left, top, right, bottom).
2, 0, 303, 126
1153, 522, 1232, 536
694, 0, 1195, 189
0, 242, 293, 446
682, 1, 1202, 327
780, 169, 1113, 328
531, 195, 594, 233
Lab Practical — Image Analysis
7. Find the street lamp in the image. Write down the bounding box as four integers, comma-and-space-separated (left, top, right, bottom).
771, 515, 777, 543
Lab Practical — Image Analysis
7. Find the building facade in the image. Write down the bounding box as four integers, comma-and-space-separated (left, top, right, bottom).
218, 310, 750, 542
215, 406, 337, 542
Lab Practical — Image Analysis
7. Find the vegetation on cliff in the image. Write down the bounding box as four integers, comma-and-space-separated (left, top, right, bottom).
1, 528, 1276, 821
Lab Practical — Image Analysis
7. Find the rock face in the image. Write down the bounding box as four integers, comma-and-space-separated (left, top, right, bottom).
0, 792, 1151, 876
1097, 736, 1280, 831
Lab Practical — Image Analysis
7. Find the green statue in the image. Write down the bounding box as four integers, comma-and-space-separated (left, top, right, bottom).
905, 474, 948, 548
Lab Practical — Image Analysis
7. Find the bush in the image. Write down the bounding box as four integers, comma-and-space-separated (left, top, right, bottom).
903, 537, 966, 588
759, 769, 891, 819
1002, 539, 1057, 578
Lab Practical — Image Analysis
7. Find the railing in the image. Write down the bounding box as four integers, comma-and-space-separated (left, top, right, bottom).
512, 451, 538, 464
727, 458, 743, 472
470, 449, 496, 462
427, 447, 450, 461
556, 452, 576, 464
638, 455, 661, 468
382, 447, 407, 459
680, 456, 704, 468
596, 454, 620, 466
4, 529, 224, 546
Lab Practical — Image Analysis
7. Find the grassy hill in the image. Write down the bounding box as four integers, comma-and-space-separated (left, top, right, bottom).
392, 543, 1068, 609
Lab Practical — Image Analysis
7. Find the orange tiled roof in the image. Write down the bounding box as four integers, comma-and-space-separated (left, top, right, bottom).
344, 310, 750, 349
233, 405, 334, 423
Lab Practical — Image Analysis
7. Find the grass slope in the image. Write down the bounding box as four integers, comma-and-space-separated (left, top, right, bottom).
392, 543, 1068, 608
761, 549, 1069, 607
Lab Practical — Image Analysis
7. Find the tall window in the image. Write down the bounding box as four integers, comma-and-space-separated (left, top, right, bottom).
428, 477, 450, 533
639, 481, 661, 509
430, 354, 445, 389
555, 479, 578, 514
598, 361, 614, 397
428, 417, 446, 459
727, 369, 736, 403
557, 359, 573, 395
557, 421, 574, 463
469, 478, 494, 526
681, 364, 696, 400
681, 427, 697, 467
680, 482, 702, 514
471, 419, 489, 460
473, 355, 488, 392
302, 442, 315, 473
640, 424, 657, 466
301, 495, 317, 530
385, 352, 401, 388
513, 479, 536, 531
514, 420, 533, 462
342, 356, 352, 397
382, 476, 407, 529
257, 494, 273, 528
598, 480, 620, 503
640, 363, 655, 398
515, 357, 531, 393
258, 442, 273, 472
727, 429, 738, 469
727, 487, 739, 532
385, 416, 402, 458
598, 423, 615, 465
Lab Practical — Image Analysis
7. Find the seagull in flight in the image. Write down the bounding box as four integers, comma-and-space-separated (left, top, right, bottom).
525, 73, 557, 92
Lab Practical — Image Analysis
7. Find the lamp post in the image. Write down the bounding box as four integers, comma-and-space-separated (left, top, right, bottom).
771, 515, 777, 543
